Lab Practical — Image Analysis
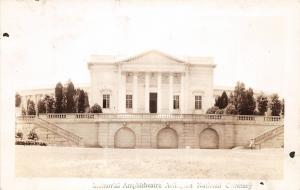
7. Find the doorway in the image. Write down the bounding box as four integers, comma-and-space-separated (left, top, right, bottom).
149, 93, 157, 113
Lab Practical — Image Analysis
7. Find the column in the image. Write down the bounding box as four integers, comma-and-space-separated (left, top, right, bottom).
185, 67, 190, 113
133, 73, 138, 112
157, 72, 162, 113
118, 67, 126, 113
180, 73, 185, 114
144, 73, 150, 113
169, 73, 173, 113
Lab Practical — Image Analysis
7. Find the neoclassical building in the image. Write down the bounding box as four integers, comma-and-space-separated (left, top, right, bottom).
16, 50, 283, 149
88, 50, 215, 114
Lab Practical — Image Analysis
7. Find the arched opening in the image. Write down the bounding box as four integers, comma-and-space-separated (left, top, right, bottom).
199, 128, 219, 149
157, 127, 178, 149
114, 127, 136, 148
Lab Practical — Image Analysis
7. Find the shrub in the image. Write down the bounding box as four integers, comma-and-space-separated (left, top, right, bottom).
16, 132, 23, 139
215, 109, 224, 114
206, 106, 219, 114
28, 131, 39, 140
90, 103, 103, 113
15, 139, 47, 146
225, 103, 237, 115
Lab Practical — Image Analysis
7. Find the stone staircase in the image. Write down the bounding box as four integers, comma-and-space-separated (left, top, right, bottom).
34, 118, 84, 146
249, 125, 284, 149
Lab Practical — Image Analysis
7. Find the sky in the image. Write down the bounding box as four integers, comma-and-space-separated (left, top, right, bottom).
1, 0, 288, 95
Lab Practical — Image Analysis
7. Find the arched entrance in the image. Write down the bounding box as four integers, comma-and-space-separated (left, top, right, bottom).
114, 127, 136, 148
157, 127, 178, 149
199, 128, 219, 149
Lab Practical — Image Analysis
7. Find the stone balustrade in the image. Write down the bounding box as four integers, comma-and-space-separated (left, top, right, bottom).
17, 113, 283, 124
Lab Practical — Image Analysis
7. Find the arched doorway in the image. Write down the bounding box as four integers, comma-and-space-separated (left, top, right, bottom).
199, 128, 219, 149
114, 127, 136, 148
157, 127, 178, 149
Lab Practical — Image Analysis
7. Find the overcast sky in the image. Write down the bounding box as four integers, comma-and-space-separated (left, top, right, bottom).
1, 0, 288, 95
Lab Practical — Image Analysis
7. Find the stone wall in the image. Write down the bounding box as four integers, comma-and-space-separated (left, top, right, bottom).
16, 116, 283, 149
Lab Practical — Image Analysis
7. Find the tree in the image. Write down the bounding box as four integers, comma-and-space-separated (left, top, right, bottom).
44, 95, 56, 113
15, 93, 21, 107
245, 88, 256, 115
27, 100, 36, 115
90, 103, 102, 113
232, 82, 256, 115
73, 89, 80, 113
233, 81, 246, 110
55, 82, 63, 113
21, 106, 26, 115
84, 92, 90, 113
37, 99, 46, 114
270, 94, 282, 116
228, 92, 234, 104
257, 94, 268, 115
78, 90, 85, 113
66, 81, 75, 113
61, 86, 68, 113
282, 99, 284, 116
215, 91, 228, 109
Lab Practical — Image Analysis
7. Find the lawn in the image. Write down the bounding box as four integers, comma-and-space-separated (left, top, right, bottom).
15, 146, 283, 179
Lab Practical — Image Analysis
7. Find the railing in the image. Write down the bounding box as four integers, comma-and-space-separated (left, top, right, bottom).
252, 125, 284, 145
34, 118, 83, 145
237, 115, 255, 121
76, 114, 94, 119
17, 115, 36, 119
264, 116, 282, 122
204, 114, 222, 120
249, 125, 284, 148
17, 113, 283, 123
47, 114, 66, 119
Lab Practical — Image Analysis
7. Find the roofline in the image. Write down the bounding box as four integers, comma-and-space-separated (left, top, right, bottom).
88, 50, 216, 68
117, 49, 186, 64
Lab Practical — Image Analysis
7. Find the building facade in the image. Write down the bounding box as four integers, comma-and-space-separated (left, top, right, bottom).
88, 50, 215, 114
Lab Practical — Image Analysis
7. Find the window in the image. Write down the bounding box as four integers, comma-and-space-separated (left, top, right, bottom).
195, 95, 202, 110
173, 95, 180, 109
103, 94, 110, 109
126, 94, 133, 109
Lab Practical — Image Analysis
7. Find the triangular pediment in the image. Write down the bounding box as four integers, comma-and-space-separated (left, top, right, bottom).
118, 50, 186, 65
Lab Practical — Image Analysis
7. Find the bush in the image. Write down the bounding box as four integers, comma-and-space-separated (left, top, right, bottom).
28, 131, 39, 140
15, 139, 47, 146
225, 103, 237, 115
215, 109, 224, 114
16, 132, 23, 139
206, 106, 219, 114
90, 103, 103, 113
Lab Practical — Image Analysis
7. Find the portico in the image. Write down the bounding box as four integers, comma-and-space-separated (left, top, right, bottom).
118, 71, 186, 114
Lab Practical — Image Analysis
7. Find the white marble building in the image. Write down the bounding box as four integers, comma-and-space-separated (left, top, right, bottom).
16, 50, 284, 149
88, 50, 215, 114
18, 50, 275, 115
